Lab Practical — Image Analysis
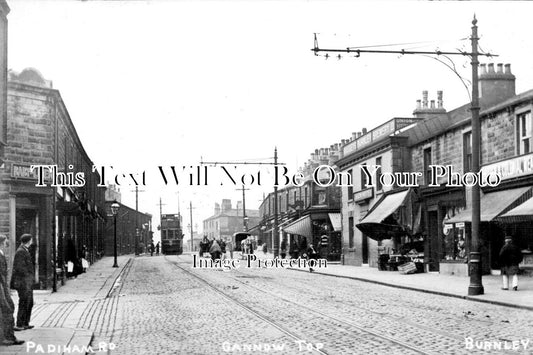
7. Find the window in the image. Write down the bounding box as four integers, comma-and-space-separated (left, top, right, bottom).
518, 111, 532, 154
375, 157, 382, 191
361, 164, 368, 189
463, 132, 472, 172
348, 217, 354, 248
423, 148, 432, 185
347, 169, 353, 199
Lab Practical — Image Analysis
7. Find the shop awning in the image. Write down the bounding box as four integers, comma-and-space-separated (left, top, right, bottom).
356, 189, 411, 241
283, 215, 312, 238
447, 186, 531, 223
496, 194, 533, 222
328, 213, 341, 232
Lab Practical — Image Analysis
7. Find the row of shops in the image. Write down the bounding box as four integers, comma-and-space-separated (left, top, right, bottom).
0, 68, 152, 289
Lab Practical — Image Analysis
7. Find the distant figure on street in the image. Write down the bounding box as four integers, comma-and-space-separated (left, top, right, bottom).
218, 239, 226, 260
280, 239, 287, 259
306, 243, 318, 273
499, 236, 523, 291
0, 235, 24, 346
209, 239, 222, 260
150, 241, 155, 257
226, 240, 234, 259
262, 243, 267, 255
156, 242, 160, 256
10, 234, 35, 331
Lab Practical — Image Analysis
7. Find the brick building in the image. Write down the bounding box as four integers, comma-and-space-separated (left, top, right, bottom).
104, 192, 152, 257
0, 68, 106, 289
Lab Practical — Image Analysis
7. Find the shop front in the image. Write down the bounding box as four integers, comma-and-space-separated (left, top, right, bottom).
445, 185, 533, 276
356, 188, 425, 272
283, 213, 342, 261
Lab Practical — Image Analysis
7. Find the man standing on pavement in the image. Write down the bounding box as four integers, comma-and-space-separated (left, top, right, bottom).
0, 234, 24, 345
10, 234, 35, 330
499, 235, 523, 291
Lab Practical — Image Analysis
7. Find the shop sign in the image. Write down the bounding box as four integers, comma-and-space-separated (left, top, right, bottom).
353, 188, 373, 204
11, 163, 52, 182
480, 153, 533, 181
456, 222, 465, 228
320, 235, 328, 246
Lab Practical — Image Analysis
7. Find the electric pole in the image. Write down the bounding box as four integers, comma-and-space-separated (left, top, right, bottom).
237, 186, 250, 231
157, 198, 166, 243
131, 186, 145, 256
188, 202, 195, 252
312, 16, 495, 295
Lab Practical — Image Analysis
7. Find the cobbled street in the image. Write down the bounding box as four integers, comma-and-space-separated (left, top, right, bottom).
94, 255, 533, 355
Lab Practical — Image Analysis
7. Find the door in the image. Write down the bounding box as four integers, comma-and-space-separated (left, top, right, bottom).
362, 234, 369, 264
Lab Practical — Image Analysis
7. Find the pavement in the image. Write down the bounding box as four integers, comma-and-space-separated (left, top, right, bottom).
3, 251, 532, 354
1, 255, 132, 355
254, 250, 533, 311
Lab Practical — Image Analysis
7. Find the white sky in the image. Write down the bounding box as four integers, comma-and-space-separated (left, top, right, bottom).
7, 0, 533, 241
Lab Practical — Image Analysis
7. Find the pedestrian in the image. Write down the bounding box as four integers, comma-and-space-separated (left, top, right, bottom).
280, 239, 287, 259
209, 239, 222, 260
10, 234, 35, 331
0, 235, 24, 346
262, 243, 267, 255
150, 241, 155, 257
156, 242, 160, 256
499, 236, 523, 291
226, 240, 234, 259
306, 243, 318, 273
219, 239, 226, 260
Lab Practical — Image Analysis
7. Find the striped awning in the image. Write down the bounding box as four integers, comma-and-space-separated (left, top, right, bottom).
496, 193, 533, 223
328, 213, 342, 232
283, 215, 312, 238
447, 186, 531, 223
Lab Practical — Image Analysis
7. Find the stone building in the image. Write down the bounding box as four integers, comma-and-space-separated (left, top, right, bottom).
336, 117, 420, 267
203, 199, 260, 246
257, 146, 342, 261
0, 68, 106, 289
406, 63, 533, 276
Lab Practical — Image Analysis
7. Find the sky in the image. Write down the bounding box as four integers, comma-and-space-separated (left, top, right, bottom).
7, 0, 533, 241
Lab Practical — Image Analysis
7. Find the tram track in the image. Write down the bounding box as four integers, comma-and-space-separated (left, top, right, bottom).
169, 255, 438, 355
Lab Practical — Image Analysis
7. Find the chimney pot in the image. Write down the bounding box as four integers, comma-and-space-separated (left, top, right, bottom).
416, 99, 421, 109
430, 100, 435, 109
352, 132, 357, 139
362, 127, 367, 134
480, 64, 487, 75
437, 90, 443, 108
497, 63, 503, 73
504, 63, 512, 74
422, 90, 428, 108
488, 63, 495, 73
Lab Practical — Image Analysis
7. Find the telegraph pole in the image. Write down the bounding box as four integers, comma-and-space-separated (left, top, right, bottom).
237, 186, 250, 231
312, 16, 494, 295
188, 202, 195, 251
157, 198, 165, 243
132, 186, 145, 256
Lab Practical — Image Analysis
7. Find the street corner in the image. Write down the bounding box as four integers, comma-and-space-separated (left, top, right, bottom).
7, 328, 95, 355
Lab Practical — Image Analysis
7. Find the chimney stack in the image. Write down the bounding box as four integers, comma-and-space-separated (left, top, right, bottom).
422, 90, 428, 108
479, 62, 516, 107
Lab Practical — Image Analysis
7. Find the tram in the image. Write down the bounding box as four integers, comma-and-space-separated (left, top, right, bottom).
160, 213, 184, 255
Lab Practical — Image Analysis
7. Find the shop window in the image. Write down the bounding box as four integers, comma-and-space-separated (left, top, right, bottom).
423, 148, 432, 185
360, 164, 368, 189
444, 226, 467, 260
463, 132, 472, 173
347, 169, 353, 199
518, 111, 532, 154
348, 217, 354, 248
375, 157, 382, 191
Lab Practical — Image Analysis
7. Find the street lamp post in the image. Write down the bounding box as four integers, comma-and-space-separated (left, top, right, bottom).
111, 201, 120, 268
